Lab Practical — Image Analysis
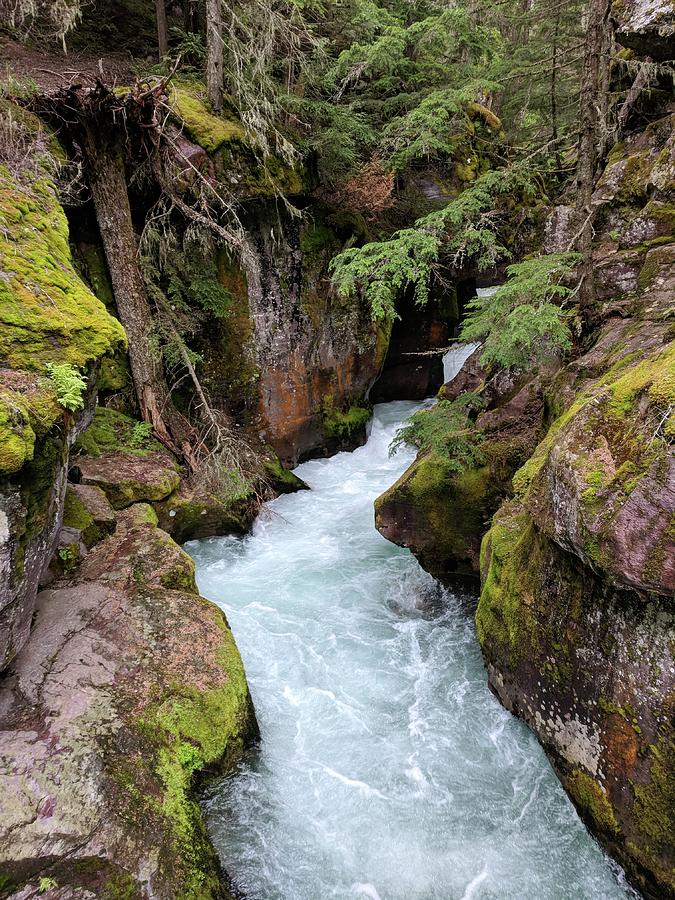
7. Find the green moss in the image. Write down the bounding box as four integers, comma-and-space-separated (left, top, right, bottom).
97, 353, 132, 394
170, 86, 247, 154
74, 408, 164, 458
0, 166, 125, 475
476, 506, 541, 666
126, 502, 160, 528
100, 871, 140, 900
631, 734, 675, 864
299, 222, 338, 258
76, 242, 116, 310
322, 397, 372, 441
607, 343, 675, 427
0, 390, 36, 474
159, 547, 197, 593
568, 768, 620, 835
0, 166, 126, 372
138, 611, 253, 898
21, 435, 65, 543
63, 487, 95, 530
57, 542, 81, 576
263, 457, 308, 494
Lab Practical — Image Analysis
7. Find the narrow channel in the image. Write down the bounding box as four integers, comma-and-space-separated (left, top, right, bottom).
187, 401, 634, 900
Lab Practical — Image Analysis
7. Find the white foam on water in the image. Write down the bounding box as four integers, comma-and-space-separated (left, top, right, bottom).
188, 401, 636, 900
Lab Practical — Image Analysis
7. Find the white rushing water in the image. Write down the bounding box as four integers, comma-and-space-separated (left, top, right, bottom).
188, 401, 634, 900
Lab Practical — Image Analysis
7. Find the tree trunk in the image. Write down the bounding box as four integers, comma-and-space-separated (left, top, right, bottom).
206, 0, 224, 112
87, 143, 197, 468
155, 0, 169, 60
575, 0, 612, 311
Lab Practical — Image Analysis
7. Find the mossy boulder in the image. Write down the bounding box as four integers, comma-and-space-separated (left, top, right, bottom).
62, 483, 117, 548
0, 507, 257, 898
263, 457, 310, 495
321, 399, 372, 450
376, 373, 546, 582
77, 451, 181, 510
154, 483, 258, 544
73, 408, 182, 509
518, 340, 674, 594
376, 451, 490, 581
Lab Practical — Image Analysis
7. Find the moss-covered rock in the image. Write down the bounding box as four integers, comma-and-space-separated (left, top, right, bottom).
0, 507, 257, 899
263, 457, 310, 495
154, 482, 259, 544
476, 496, 675, 899
0, 163, 125, 672
376, 374, 546, 582
520, 340, 674, 594
321, 398, 372, 447
475, 154, 674, 897
77, 450, 181, 510
72, 408, 182, 509
62, 483, 117, 548
376, 451, 491, 581
73, 407, 165, 458
168, 83, 302, 197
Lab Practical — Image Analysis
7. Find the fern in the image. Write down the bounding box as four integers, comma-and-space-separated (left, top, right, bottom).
46, 363, 87, 411
460, 252, 581, 370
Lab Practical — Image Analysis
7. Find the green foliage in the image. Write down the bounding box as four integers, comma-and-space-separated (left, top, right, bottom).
129, 421, 154, 449
330, 166, 538, 321
38, 877, 58, 894
74, 407, 164, 458
45, 363, 87, 411
460, 252, 580, 370
392, 393, 485, 475
140, 221, 234, 376
0, 71, 39, 100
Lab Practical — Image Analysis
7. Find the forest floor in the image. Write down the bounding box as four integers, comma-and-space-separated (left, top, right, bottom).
0, 36, 136, 92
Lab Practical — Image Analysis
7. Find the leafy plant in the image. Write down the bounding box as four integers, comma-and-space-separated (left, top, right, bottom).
330, 166, 537, 321
391, 392, 485, 474
129, 421, 154, 448
38, 876, 58, 893
460, 252, 581, 370
46, 363, 87, 411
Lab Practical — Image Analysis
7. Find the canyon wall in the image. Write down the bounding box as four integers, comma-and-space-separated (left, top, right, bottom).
375, 6, 675, 895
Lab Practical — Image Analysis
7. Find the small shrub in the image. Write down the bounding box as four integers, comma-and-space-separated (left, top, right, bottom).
38, 876, 58, 893
391, 392, 485, 474
46, 363, 87, 411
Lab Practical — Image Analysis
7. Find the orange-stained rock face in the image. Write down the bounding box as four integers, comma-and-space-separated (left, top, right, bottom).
258, 345, 381, 464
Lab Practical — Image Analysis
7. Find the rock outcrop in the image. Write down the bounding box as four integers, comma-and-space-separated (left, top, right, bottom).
477, 313, 674, 896
0, 501, 257, 898
374, 12, 675, 895
612, 0, 675, 60
0, 127, 258, 898
375, 361, 548, 582
0, 162, 125, 673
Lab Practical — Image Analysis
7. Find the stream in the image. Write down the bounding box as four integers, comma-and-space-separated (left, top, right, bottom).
187, 400, 634, 900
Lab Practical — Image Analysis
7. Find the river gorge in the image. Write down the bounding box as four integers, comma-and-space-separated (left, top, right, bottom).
189, 403, 636, 900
